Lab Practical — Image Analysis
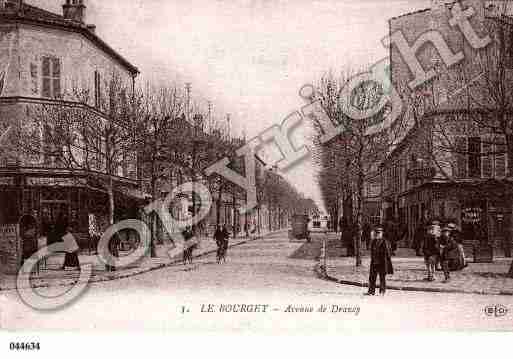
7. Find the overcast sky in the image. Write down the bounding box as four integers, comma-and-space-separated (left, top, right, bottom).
28, 0, 432, 211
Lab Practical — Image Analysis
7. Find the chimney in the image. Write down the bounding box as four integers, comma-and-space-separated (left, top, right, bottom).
86, 24, 96, 33
1, 0, 22, 12
63, 0, 86, 23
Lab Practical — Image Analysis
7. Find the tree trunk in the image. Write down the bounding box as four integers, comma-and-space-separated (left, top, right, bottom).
108, 175, 115, 226
355, 176, 364, 267
354, 163, 364, 267
257, 205, 261, 235
149, 175, 157, 258
268, 205, 272, 232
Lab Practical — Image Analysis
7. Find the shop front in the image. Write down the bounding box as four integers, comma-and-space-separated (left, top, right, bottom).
402, 180, 513, 256
0, 169, 145, 273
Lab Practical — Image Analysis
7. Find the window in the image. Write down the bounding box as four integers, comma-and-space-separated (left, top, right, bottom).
482, 137, 493, 178
454, 137, 467, 178
468, 137, 481, 178
495, 141, 507, 178
94, 71, 101, 108
30, 63, 38, 95
42, 57, 61, 99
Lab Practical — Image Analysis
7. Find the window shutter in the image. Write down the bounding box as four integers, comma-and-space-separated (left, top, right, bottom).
52, 58, 61, 98
455, 136, 467, 178
94, 71, 101, 108
42, 57, 51, 98
482, 136, 493, 178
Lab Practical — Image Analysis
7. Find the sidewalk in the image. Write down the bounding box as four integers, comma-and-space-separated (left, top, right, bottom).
321, 256, 513, 296
0, 230, 284, 291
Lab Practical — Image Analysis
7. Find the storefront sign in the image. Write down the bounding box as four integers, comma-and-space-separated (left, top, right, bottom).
407, 167, 435, 180
462, 207, 482, 224
27, 177, 85, 187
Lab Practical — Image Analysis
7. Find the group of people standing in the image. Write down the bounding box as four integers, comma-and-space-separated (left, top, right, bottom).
364, 219, 467, 296
417, 220, 467, 282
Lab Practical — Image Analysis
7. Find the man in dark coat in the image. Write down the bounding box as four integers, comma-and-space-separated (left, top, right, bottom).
365, 225, 394, 296
214, 225, 229, 263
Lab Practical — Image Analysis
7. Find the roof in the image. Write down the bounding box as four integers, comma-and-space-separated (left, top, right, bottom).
0, 3, 139, 75
390, 1, 513, 23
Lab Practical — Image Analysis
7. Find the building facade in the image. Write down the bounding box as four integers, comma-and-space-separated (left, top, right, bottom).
0, 0, 140, 273
381, 0, 513, 253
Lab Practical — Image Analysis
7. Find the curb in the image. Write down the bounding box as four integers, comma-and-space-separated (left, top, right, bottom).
313, 264, 513, 297
1, 230, 286, 292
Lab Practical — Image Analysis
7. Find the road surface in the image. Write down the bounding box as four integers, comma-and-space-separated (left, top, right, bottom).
2, 232, 513, 331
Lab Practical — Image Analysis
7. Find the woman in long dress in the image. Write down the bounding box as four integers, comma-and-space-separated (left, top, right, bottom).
62, 226, 80, 270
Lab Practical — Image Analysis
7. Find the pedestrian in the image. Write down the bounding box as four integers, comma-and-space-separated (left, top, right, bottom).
447, 223, 467, 269
62, 226, 80, 270
20, 216, 38, 272
440, 225, 464, 282
365, 225, 394, 296
221, 224, 230, 258
423, 220, 441, 281
105, 231, 120, 272
182, 226, 196, 265
214, 225, 226, 263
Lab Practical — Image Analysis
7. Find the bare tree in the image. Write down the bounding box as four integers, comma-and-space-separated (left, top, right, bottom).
135, 84, 185, 256
18, 73, 138, 227
312, 70, 406, 266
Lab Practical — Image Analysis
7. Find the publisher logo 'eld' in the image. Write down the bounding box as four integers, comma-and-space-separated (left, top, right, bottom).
484, 305, 508, 318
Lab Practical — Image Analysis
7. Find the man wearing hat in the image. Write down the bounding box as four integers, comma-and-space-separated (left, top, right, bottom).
440, 224, 465, 281
423, 220, 441, 281
365, 225, 394, 296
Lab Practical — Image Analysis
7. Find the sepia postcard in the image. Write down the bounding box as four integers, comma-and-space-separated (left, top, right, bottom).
1, 0, 513, 345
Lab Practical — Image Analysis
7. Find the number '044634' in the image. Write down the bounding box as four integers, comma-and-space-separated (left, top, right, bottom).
9, 342, 41, 351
